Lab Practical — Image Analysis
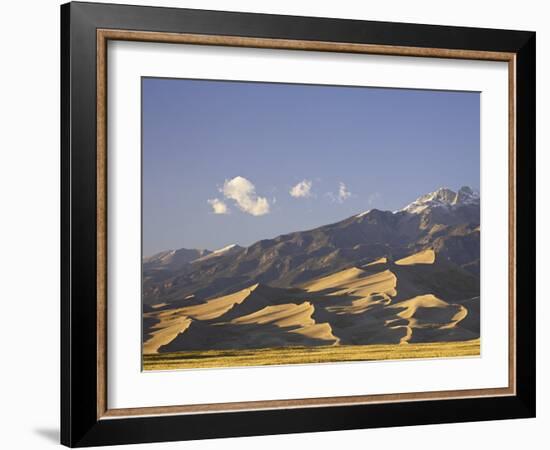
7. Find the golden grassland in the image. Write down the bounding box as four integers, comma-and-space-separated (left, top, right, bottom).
143, 338, 480, 371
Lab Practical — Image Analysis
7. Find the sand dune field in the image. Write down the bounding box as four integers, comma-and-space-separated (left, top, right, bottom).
143, 248, 480, 369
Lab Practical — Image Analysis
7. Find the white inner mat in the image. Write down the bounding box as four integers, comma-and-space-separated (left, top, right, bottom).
107, 40, 509, 410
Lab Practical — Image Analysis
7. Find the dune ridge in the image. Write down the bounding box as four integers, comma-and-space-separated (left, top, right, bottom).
143, 284, 259, 353
143, 315, 192, 354
303, 267, 397, 299
386, 294, 469, 344
395, 249, 436, 266
143, 247, 479, 359
231, 302, 339, 343
364, 257, 388, 267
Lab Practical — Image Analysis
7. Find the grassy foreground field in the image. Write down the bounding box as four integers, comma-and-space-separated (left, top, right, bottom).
143, 339, 480, 371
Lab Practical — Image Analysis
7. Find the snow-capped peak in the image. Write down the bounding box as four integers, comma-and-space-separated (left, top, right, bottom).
397, 186, 479, 214
212, 244, 238, 254
356, 210, 371, 218
192, 243, 243, 263
453, 186, 479, 206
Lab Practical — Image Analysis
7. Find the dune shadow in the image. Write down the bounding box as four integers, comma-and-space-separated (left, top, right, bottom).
158, 319, 334, 352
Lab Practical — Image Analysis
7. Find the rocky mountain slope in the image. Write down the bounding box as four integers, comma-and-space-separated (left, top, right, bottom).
143, 186, 480, 305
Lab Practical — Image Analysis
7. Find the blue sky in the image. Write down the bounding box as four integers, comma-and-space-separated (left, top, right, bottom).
143, 78, 479, 256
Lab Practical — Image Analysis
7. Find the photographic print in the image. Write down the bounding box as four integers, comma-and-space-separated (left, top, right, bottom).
141, 78, 481, 371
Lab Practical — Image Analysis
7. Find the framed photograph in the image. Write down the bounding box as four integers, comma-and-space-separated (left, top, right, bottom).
61, 2, 536, 447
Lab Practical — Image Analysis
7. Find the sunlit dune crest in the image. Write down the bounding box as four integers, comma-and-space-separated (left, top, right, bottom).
143, 284, 260, 353
231, 301, 315, 327
231, 302, 339, 343
142, 315, 192, 354
178, 283, 259, 320
395, 249, 435, 266
303, 267, 397, 298
364, 257, 387, 267
326, 293, 392, 315
386, 294, 471, 344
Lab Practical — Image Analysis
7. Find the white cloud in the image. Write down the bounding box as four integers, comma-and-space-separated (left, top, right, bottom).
326, 182, 353, 203
338, 182, 352, 202
289, 180, 313, 198
221, 176, 270, 216
207, 198, 229, 214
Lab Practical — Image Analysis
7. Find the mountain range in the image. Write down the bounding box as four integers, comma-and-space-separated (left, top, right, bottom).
143, 186, 480, 355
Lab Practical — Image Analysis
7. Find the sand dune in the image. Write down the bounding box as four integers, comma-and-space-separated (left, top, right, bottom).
386, 294, 471, 343
294, 322, 339, 342
326, 293, 392, 315
456, 297, 480, 332
232, 302, 339, 343
143, 313, 192, 354
395, 248, 435, 265
143, 284, 260, 353
232, 301, 315, 327
178, 283, 259, 320
143, 247, 479, 356
390, 293, 450, 315
303, 267, 397, 299
216, 283, 305, 321
156, 314, 338, 352
364, 257, 388, 267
